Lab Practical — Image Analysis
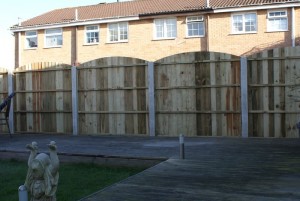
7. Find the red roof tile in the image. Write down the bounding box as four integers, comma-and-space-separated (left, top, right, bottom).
16, 0, 299, 28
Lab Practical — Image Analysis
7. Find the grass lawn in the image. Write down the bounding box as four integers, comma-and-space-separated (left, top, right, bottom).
0, 159, 144, 201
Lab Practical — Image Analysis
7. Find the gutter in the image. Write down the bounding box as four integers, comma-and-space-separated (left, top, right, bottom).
139, 8, 213, 17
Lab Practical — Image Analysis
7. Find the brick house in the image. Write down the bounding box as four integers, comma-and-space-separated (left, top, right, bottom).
10, 0, 300, 67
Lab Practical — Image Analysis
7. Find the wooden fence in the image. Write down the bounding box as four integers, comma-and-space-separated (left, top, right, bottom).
248, 47, 300, 138
0, 47, 300, 137
13, 62, 72, 133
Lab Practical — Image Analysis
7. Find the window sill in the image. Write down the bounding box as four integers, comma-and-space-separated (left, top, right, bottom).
152, 38, 176, 41
229, 32, 257, 35
24, 47, 37, 50
83, 43, 99, 46
44, 46, 62, 49
266, 30, 289, 33
106, 41, 128, 44
185, 35, 205, 39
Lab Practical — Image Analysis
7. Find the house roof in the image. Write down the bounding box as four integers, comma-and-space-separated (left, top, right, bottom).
11, 0, 300, 30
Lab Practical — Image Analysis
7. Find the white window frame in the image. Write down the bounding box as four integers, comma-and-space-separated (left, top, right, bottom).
267, 10, 288, 32
231, 13, 257, 34
25, 31, 38, 49
44, 28, 63, 48
85, 25, 99, 44
153, 18, 177, 40
107, 22, 128, 43
186, 16, 205, 38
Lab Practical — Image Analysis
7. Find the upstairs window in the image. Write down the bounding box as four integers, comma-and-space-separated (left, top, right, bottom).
108, 22, 128, 43
232, 13, 257, 34
25, 31, 37, 48
154, 18, 177, 39
267, 10, 288, 32
85, 25, 99, 44
186, 16, 204, 37
45, 28, 63, 47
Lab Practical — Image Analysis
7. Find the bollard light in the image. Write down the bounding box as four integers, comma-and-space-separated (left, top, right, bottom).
18, 185, 28, 201
179, 134, 185, 159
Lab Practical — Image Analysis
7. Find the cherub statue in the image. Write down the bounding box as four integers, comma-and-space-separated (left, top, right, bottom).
24, 141, 59, 201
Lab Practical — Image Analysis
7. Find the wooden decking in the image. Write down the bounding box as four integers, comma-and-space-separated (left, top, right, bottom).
81, 139, 300, 201
1, 134, 300, 200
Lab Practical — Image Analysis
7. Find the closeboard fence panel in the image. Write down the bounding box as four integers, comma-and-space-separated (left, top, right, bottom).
14, 62, 72, 134
2, 47, 300, 137
247, 47, 300, 138
155, 52, 241, 137
0, 68, 8, 133
78, 57, 148, 135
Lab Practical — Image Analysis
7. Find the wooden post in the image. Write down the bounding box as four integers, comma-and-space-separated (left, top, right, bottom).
148, 62, 155, 137
240, 57, 248, 138
8, 69, 14, 134
72, 66, 78, 135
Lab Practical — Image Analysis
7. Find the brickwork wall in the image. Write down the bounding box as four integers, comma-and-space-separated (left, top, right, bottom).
18, 8, 299, 67
76, 17, 206, 64
20, 27, 75, 66
208, 9, 293, 56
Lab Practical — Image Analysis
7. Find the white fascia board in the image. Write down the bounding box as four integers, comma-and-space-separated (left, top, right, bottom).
11, 16, 139, 32
213, 3, 300, 13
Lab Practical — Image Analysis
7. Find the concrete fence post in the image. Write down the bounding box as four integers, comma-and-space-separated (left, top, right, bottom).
240, 57, 248, 138
148, 62, 156, 137
8, 69, 14, 134
71, 66, 78, 136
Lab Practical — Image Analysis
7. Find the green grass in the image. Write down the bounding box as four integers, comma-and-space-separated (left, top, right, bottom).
0, 159, 144, 201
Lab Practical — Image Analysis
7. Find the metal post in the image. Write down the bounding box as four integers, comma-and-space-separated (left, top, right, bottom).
179, 134, 185, 159
18, 185, 28, 201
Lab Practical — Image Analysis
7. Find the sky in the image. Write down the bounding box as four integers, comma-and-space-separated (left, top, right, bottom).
0, 0, 124, 69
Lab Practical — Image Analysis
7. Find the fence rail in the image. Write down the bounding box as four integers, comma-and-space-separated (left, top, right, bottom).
1, 47, 300, 137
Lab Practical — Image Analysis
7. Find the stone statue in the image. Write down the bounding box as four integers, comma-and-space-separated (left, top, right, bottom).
24, 141, 59, 201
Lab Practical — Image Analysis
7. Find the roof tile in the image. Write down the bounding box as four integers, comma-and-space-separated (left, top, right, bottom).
17, 0, 299, 28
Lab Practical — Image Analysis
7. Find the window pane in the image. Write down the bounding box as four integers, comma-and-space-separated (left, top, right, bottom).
46, 29, 61, 35
245, 14, 256, 32
268, 11, 287, 31
166, 19, 176, 38
26, 31, 36, 36
86, 26, 98, 31
25, 31, 38, 48
187, 20, 204, 36
269, 18, 287, 31
86, 25, 99, 43
109, 24, 118, 42
119, 23, 128, 40
233, 15, 243, 32
46, 35, 62, 46
155, 20, 164, 38
26, 37, 37, 48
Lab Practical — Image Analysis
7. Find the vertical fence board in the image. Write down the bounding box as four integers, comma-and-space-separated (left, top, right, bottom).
195, 52, 211, 136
